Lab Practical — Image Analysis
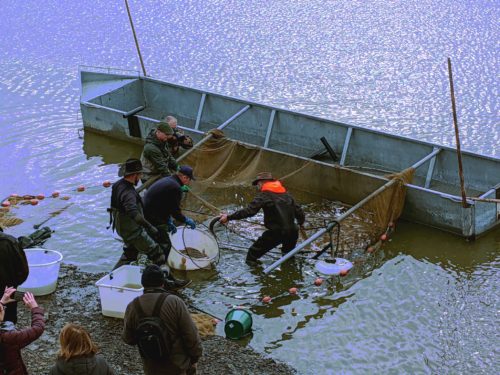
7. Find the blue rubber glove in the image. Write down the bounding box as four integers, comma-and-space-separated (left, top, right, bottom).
166, 217, 177, 234
184, 217, 196, 230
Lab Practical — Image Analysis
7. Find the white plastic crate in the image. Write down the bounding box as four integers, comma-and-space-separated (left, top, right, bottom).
95, 265, 143, 318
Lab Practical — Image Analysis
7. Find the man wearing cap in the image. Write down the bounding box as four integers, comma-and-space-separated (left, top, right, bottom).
123, 264, 202, 375
144, 166, 197, 257
219, 172, 305, 265
109, 158, 167, 270
164, 115, 194, 157
140, 122, 179, 184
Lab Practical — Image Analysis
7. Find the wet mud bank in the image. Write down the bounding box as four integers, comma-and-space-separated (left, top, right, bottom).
18, 264, 296, 375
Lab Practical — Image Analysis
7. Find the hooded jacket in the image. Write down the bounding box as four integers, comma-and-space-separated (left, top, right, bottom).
228, 180, 305, 232
49, 354, 115, 375
140, 129, 178, 181
0, 307, 45, 375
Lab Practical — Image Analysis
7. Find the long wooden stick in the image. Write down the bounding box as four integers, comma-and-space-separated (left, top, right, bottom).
447, 58, 469, 208
124, 0, 147, 76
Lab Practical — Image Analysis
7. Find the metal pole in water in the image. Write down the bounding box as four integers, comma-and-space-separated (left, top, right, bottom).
124, 0, 147, 76
447, 57, 469, 208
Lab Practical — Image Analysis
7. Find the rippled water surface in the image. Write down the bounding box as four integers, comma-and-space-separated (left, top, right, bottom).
0, 1, 498, 374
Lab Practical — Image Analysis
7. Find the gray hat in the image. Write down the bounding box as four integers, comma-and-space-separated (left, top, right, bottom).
119, 158, 144, 177
252, 172, 274, 185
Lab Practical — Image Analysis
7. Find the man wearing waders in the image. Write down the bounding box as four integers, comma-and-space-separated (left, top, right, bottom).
109, 159, 190, 289
219, 172, 305, 265
144, 166, 197, 259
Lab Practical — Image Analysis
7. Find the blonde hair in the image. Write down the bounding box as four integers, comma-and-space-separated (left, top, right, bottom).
58, 323, 98, 360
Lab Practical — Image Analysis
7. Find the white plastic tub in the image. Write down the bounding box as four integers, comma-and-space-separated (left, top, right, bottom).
95, 265, 143, 319
18, 248, 63, 296
168, 227, 219, 270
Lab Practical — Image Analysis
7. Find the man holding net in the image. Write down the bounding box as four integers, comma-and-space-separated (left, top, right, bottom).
219, 172, 305, 265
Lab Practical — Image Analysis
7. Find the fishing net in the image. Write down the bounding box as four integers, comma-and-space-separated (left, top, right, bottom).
180, 132, 414, 260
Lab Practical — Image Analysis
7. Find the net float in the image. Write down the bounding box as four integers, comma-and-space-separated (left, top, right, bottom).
380, 233, 388, 241
314, 278, 323, 286
289, 287, 298, 295
1, 201, 10, 207
36, 194, 45, 200
366, 246, 375, 253
30, 199, 39, 206
102, 180, 112, 188
262, 296, 272, 303
51, 191, 60, 198
339, 269, 349, 277
77, 185, 85, 192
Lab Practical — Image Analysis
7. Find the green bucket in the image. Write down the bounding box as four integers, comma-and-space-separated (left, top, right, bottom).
224, 308, 253, 340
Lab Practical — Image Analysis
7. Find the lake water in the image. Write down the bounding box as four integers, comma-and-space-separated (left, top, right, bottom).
0, 0, 498, 374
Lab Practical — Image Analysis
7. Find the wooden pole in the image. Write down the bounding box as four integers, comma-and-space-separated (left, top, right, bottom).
124, 0, 147, 76
447, 57, 469, 208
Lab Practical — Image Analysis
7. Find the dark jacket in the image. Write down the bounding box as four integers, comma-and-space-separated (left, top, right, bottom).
144, 175, 187, 226
228, 180, 305, 232
122, 289, 202, 375
0, 307, 45, 375
140, 129, 178, 181
0, 232, 29, 324
110, 178, 144, 241
49, 354, 115, 375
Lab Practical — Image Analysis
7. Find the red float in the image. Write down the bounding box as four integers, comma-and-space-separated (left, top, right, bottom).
51, 191, 60, 198
77, 185, 85, 192
30, 199, 39, 206
1, 201, 10, 207
102, 180, 112, 188
289, 287, 298, 295
314, 278, 323, 286
36, 194, 45, 200
262, 296, 272, 303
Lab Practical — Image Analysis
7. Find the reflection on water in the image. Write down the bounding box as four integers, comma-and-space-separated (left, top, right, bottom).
1, 0, 498, 373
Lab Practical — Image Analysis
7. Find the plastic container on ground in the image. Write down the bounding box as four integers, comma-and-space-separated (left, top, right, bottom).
168, 226, 219, 270
224, 308, 253, 340
315, 258, 353, 276
95, 265, 143, 319
18, 248, 63, 296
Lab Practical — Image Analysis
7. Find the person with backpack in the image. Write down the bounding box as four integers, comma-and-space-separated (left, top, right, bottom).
49, 323, 115, 375
0, 227, 29, 324
122, 265, 202, 375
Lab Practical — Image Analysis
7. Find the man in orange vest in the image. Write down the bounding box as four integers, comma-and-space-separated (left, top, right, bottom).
219, 172, 305, 265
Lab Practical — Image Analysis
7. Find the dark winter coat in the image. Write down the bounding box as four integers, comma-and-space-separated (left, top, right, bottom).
0, 232, 29, 324
144, 175, 187, 226
140, 129, 178, 181
122, 289, 202, 375
0, 307, 45, 375
228, 180, 305, 232
110, 178, 144, 241
49, 354, 115, 375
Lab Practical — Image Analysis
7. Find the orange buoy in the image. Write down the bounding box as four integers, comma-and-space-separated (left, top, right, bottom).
380, 233, 388, 241
1, 201, 10, 207
30, 199, 39, 206
36, 194, 45, 200
102, 180, 112, 188
77, 185, 85, 192
289, 287, 298, 295
262, 296, 272, 303
314, 278, 323, 286
366, 246, 375, 253
339, 269, 349, 277
51, 191, 60, 198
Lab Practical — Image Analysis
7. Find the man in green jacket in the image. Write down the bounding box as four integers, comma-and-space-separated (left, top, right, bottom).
140, 122, 178, 184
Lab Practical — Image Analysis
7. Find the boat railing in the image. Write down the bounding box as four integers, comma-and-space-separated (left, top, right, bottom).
78, 65, 141, 77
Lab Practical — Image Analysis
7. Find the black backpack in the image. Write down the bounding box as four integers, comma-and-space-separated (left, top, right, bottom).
134, 293, 172, 361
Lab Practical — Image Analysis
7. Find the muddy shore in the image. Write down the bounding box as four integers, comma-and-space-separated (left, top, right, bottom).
17, 264, 296, 375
